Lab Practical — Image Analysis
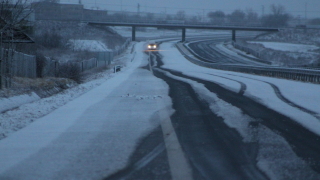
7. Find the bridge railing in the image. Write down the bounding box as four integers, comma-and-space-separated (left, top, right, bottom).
85, 18, 268, 28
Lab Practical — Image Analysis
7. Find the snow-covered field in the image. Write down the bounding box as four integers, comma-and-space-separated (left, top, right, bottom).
248, 41, 319, 53
257, 29, 320, 45
67, 39, 111, 52
237, 39, 320, 66
246, 29, 320, 66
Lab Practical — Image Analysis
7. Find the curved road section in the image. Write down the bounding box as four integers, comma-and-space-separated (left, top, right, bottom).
186, 39, 267, 65
0, 39, 320, 180
151, 41, 320, 180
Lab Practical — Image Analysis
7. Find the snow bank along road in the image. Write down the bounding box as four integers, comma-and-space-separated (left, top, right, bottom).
1, 40, 320, 179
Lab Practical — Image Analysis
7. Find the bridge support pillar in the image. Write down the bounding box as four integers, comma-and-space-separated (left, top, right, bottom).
232, 29, 236, 42
132, 26, 136, 41
182, 28, 186, 42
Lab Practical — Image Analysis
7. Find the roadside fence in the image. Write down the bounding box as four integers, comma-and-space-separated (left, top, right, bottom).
0, 48, 37, 78
0, 38, 131, 89
13, 51, 37, 78
48, 37, 131, 77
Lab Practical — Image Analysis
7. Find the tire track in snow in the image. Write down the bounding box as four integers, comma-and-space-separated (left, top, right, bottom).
153, 63, 320, 174
153, 42, 320, 174
221, 73, 320, 120
205, 73, 247, 95
186, 39, 319, 120
153, 68, 268, 180
152, 52, 269, 179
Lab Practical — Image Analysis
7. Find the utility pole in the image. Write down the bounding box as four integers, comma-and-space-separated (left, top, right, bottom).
137, 3, 140, 15
261, 5, 265, 17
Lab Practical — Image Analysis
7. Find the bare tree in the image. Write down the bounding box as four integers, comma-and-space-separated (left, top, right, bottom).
270, 4, 285, 15
175, 10, 186, 21
261, 4, 290, 27
246, 8, 259, 25
166, 14, 172, 21
40, 0, 59, 2
309, 18, 320, 25
207, 10, 225, 24
111, 13, 125, 21
0, 0, 33, 30
0, 0, 33, 88
228, 9, 246, 25
189, 15, 200, 24
146, 12, 154, 22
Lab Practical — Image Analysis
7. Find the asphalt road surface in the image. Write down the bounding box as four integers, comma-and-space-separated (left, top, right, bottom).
187, 39, 265, 65
103, 45, 320, 179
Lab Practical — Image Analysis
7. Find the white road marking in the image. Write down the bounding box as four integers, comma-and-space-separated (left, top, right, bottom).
151, 51, 193, 180
160, 115, 193, 180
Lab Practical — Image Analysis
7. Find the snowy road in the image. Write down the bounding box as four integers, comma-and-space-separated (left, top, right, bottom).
1, 39, 320, 180
150, 42, 320, 179
187, 39, 265, 65
0, 43, 180, 179
107, 41, 320, 179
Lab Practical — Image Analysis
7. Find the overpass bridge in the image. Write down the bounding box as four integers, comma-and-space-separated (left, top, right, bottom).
87, 21, 279, 42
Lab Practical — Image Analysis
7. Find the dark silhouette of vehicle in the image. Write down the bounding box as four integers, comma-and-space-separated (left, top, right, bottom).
147, 42, 157, 50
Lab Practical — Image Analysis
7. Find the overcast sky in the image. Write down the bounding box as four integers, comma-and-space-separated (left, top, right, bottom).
60, 0, 320, 18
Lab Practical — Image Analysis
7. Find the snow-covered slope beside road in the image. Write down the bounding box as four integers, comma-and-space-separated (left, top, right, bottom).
68, 39, 112, 52
248, 41, 319, 53
0, 93, 40, 113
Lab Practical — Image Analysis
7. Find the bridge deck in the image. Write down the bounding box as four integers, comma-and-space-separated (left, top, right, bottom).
87, 21, 279, 32
87, 21, 279, 42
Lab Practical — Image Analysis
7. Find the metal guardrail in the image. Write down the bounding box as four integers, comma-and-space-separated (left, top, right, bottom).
176, 43, 320, 83
85, 19, 266, 28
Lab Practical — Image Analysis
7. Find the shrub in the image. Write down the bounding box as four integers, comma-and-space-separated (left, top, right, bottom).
36, 30, 63, 48
58, 63, 82, 83
261, 14, 290, 27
